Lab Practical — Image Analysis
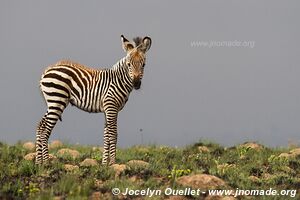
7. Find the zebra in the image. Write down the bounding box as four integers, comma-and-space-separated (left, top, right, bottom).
35, 35, 152, 165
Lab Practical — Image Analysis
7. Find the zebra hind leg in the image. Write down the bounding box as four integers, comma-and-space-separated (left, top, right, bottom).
35, 117, 47, 165
41, 107, 64, 163
37, 78, 69, 164
35, 105, 65, 164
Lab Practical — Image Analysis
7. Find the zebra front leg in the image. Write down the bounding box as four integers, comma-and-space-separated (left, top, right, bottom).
102, 121, 110, 165
109, 131, 118, 165
102, 109, 118, 165
108, 114, 118, 165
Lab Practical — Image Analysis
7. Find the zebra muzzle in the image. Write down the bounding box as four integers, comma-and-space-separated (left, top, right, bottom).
133, 79, 141, 90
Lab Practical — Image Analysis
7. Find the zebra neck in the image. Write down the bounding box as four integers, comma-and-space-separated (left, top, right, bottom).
111, 57, 126, 70
111, 57, 133, 90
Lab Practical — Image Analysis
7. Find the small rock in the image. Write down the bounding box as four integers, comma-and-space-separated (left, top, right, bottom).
53, 196, 64, 200
290, 148, 300, 156
128, 175, 143, 184
262, 173, 274, 180
127, 160, 149, 168
57, 148, 80, 159
111, 164, 127, 177
239, 142, 263, 150
24, 153, 36, 161
64, 164, 79, 172
23, 142, 35, 151
248, 175, 260, 182
278, 153, 291, 158
49, 140, 63, 149
48, 154, 57, 161
129, 175, 138, 182
198, 146, 210, 153
278, 149, 300, 159
176, 174, 226, 190
80, 158, 98, 167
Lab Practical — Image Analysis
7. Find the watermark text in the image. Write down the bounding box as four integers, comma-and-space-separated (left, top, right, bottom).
112, 187, 296, 198
190, 40, 255, 48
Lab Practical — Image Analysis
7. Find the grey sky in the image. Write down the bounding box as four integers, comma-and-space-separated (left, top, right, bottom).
1, 1, 300, 147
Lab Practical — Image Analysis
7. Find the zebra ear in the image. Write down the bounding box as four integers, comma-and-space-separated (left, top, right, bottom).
121, 35, 134, 52
139, 36, 152, 53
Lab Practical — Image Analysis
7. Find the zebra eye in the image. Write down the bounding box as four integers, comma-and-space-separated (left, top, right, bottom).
127, 62, 131, 67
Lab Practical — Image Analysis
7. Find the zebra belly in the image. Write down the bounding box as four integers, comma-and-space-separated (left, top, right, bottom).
70, 94, 104, 113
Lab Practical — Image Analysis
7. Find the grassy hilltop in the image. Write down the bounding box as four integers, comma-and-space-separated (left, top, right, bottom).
0, 140, 299, 200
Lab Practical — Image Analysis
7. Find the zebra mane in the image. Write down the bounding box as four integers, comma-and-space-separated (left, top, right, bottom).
133, 37, 143, 47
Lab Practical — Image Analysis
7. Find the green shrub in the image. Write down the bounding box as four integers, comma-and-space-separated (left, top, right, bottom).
18, 160, 37, 177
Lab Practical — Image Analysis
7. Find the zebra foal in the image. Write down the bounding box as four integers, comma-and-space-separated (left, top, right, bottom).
35, 35, 152, 165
